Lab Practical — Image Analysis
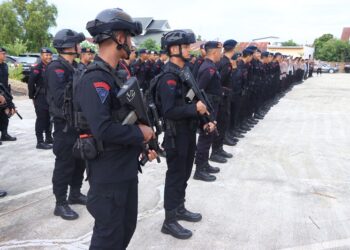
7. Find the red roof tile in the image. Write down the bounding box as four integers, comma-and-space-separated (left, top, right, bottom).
341, 27, 350, 41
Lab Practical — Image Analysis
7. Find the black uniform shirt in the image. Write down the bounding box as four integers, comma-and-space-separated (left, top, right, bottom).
28, 61, 47, 99
0, 62, 9, 89
158, 62, 198, 121
217, 55, 233, 89
197, 58, 222, 96
77, 56, 144, 184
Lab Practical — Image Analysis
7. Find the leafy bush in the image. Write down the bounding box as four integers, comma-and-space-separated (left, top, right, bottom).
9, 64, 24, 81
5, 38, 27, 56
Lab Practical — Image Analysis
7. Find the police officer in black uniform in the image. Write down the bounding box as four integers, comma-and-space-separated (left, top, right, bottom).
158, 30, 215, 239
211, 39, 237, 160
78, 47, 95, 71
46, 29, 86, 220
153, 50, 167, 76
234, 49, 254, 134
0, 47, 16, 142
194, 41, 224, 182
77, 8, 157, 249
132, 49, 150, 91
0, 92, 8, 195
228, 52, 244, 138
28, 48, 53, 150
192, 43, 206, 79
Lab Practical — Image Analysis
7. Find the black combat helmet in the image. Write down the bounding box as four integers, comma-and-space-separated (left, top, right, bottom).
86, 8, 142, 43
161, 30, 196, 51
53, 29, 85, 50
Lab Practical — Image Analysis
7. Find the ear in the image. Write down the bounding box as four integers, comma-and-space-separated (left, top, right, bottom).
115, 31, 126, 44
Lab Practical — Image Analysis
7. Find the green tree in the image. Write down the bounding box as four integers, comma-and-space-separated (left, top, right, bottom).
0, 2, 22, 45
5, 38, 27, 55
13, 0, 57, 52
139, 38, 160, 51
281, 39, 298, 46
0, 0, 57, 52
317, 39, 350, 62
313, 33, 334, 59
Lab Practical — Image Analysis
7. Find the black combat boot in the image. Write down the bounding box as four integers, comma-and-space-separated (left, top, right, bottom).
36, 141, 53, 150
223, 135, 236, 146
254, 112, 264, 120
68, 188, 87, 205
1, 133, 16, 141
209, 152, 227, 163
0, 190, 7, 198
215, 147, 233, 158
161, 209, 192, 239
194, 164, 216, 182
176, 203, 202, 222
54, 202, 79, 220
240, 124, 251, 131
205, 162, 220, 173
45, 135, 54, 144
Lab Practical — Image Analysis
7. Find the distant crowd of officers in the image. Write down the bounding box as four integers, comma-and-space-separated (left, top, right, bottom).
0, 7, 316, 249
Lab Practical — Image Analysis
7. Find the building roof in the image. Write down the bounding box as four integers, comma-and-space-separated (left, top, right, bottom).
268, 46, 304, 49
341, 27, 350, 41
252, 36, 279, 41
133, 17, 153, 31
237, 42, 270, 52
134, 17, 170, 34
148, 20, 170, 31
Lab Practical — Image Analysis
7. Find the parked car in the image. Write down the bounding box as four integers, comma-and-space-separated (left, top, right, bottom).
320, 63, 339, 73
16, 56, 40, 82
345, 64, 350, 73
5, 55, 20, 68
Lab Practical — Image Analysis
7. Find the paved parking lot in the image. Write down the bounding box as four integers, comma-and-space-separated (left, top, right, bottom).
1, 74, 350, 249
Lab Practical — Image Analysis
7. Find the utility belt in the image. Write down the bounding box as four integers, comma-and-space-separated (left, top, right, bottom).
222, 87, 232, 97
72, 133, 125, 160
206, 93, 222, 106
164, 118, 198, 149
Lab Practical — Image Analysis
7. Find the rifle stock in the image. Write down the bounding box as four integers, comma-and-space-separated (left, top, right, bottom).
117, 77, 161, 165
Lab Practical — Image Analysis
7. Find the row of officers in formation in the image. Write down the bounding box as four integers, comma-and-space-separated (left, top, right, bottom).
0, 7, 312, 250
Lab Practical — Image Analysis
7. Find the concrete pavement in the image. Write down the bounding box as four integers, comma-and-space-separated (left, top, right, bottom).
1, 74, 350, 250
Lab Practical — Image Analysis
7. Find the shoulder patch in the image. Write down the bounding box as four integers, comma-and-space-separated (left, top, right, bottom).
166, 79, 177, 86
209, 68, 216, 76
54, 69, 64, 78
33, 69, 40, 74
93, 82, 110, 104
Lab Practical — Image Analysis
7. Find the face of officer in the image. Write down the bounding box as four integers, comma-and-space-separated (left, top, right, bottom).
41, 52, 52, 65
254, 51, 261, 60
160, 54, 168, 62
140, 53, 148, 61
169, 44, 191, 61
129, 50, 137, 61
0, 52, 6, 63
246, 55, 253, 63
149, 53, 155, 62
113, 31, 132, 60
80, 52, 92, 64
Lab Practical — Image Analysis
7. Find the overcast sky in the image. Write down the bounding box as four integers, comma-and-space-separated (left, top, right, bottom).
29, 0, 350, 44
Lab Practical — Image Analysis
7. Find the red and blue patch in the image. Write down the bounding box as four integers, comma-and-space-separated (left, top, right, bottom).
54, 69, 65, 79
166, 79, 177, 90
33, 69, 40, 74
93, 82, 110, 104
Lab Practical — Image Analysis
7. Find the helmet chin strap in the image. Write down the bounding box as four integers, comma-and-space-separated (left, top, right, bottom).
59, 45, 80, 57
111, 32, 131, 60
